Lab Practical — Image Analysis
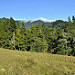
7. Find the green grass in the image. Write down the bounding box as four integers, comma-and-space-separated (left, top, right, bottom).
0, 48, 75, 75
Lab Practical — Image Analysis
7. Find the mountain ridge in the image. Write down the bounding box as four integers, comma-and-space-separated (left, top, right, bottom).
0, 17, 66, 29
14, 17, 55, 23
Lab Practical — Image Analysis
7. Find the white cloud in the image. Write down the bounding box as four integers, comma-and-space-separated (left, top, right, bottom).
14, 17, 55, 23
38, 17, 55, 22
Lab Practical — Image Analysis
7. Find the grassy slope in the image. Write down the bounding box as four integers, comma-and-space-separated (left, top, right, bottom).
0, 48, 75, 75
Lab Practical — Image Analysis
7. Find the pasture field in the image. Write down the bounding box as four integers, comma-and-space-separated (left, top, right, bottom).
0, 48, 75, 75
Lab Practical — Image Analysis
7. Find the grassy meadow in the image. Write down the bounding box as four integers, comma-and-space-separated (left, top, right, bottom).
0, 48, 75, 75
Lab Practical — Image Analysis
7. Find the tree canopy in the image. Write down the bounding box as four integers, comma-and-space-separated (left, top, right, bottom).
0, 16, 75, 56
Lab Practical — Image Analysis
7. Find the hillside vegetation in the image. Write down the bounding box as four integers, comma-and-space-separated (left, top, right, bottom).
0, 16, 75, 56
0, 48, 75, 75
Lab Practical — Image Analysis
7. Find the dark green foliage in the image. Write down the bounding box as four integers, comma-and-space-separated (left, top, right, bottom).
51, 20, 66, 30
72, 15, 75, 23
10, 17, 17, 32
0, 16, 75, 56
31, 37, 48, 52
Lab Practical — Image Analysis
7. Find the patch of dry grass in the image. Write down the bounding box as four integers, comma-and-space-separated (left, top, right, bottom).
0, 48, 75, 75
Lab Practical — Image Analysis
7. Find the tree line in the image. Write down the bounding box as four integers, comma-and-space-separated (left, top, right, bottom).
0, 16, 75, 56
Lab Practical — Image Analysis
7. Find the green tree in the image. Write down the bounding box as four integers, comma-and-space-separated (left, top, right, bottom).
31, 37, 48, 52
10, 17, 17, 32
72, 15, 75, 23
11, 31, 16, 50
45, 28, 58, 53
17, 21, 20, 30
68, 16, 71, 22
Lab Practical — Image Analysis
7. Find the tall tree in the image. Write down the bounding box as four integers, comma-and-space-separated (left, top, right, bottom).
10, 17, 17, 32
11, 31, 16, 50
72, 15, 75, 23
17, 21, 20, 30
68, 16, 71, 22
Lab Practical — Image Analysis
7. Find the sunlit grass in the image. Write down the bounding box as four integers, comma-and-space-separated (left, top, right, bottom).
0, 48, 75, 75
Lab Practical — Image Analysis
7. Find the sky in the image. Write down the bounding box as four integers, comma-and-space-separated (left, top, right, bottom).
0, 0, 75, 21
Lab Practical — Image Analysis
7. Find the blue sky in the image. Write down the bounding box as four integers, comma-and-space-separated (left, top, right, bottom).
0, 0, 75, 21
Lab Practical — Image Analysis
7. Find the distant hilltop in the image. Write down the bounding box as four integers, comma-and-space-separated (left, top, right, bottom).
0, 17, 66, 29
14, 17, 55, 23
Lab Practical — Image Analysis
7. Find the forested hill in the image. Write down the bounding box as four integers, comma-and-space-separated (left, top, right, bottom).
0, 17, 66, 29
0, 16, 75, 56
15, 19, 66, 29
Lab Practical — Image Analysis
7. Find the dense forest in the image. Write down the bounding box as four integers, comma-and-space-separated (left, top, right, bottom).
0, 16, 75, 56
